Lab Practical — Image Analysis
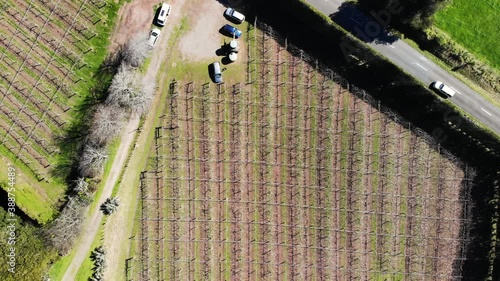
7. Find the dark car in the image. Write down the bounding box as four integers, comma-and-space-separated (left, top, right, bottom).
222, 24, 242, 39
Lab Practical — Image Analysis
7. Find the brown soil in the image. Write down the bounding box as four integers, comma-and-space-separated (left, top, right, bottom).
177, 0, 228, 61
108, 0, 162, 53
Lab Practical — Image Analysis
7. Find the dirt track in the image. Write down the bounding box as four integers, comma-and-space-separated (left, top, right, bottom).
61, 116, 140, 281
60, 0, 186, 280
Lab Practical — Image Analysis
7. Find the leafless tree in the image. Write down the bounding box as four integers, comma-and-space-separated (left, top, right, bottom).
43, 196, 89, 255
72, 177, 90, 196
106, 65, 156, 116
106, 65, 140, 106
88, 105, 127, 146
79, 143, 108, 178
122, 32, 150, 68
107, 64, 139, 105
133, 78, 156, 116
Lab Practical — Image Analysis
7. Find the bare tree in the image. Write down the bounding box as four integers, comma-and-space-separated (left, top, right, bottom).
79, 144, 108, 178
106, 65, 140, 106
72, 177, 90, 197
43, 196, 89, 255
88, 105, 127, 146
106, 65, 156, 116
106, 64, 139, 105
132, 78, 156, 116
122, 32, 150, 68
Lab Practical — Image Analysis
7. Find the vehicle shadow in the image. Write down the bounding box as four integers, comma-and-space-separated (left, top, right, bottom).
428, 82, 450, 99
152, 7, 162, 26
329, 2, 399, 45
207, 64, 216, 83
221, 56, 233, 65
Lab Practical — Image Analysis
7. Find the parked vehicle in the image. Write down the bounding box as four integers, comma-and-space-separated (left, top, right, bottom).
432, 81, 456, 98
147, 28, 161, 48
210, 62, 223, 84
156, 3, 171, 26
224, 8, 245, 23
222, 24, 242, 39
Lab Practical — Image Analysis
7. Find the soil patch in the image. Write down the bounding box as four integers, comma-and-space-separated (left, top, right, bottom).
178, 0, 228, 61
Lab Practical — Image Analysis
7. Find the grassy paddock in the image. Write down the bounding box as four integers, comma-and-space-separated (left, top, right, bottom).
434, 0, 500, 69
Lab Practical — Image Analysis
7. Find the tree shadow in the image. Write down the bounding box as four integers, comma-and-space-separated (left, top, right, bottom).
49, 51, 121, 183
330, 2, 399, 45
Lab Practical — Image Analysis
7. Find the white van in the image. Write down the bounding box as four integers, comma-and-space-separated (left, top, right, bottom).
156, 3, 171, 26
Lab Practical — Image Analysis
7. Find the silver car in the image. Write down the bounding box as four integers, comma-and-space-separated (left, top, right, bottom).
147, 28, 161, 48
224, 8, 245, 23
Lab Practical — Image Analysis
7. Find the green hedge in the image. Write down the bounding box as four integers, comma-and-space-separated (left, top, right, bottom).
0, 208, 57, 280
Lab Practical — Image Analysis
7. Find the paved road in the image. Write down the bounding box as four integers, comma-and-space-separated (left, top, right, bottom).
307, 0, 500, 135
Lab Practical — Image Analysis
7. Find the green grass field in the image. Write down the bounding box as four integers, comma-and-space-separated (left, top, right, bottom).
434, 0, 500, 69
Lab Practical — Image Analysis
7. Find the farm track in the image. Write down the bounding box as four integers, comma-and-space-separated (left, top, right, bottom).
134, 23, 473, 281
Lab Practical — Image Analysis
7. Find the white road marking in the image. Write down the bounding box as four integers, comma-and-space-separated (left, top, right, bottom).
481, 108, 493, 116
389, 45, 395, 48
415, 63, 428, 71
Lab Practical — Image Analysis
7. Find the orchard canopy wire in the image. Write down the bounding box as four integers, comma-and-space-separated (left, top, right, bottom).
130, 21, 473, 281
